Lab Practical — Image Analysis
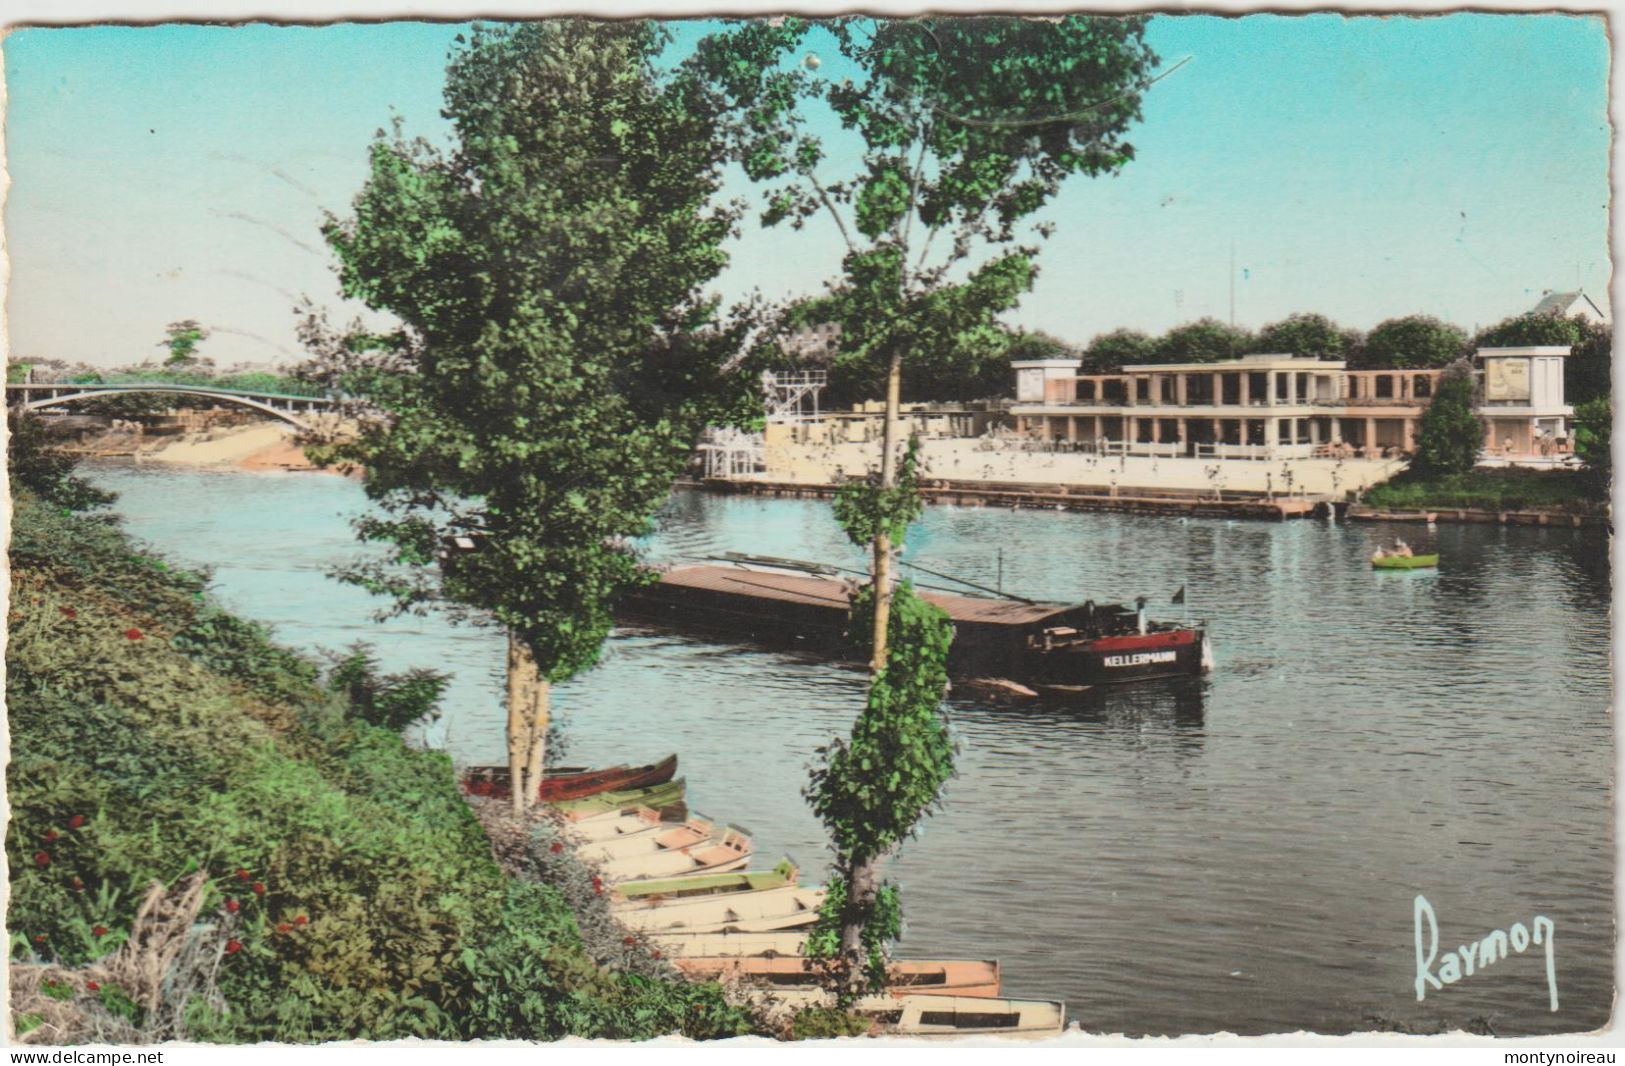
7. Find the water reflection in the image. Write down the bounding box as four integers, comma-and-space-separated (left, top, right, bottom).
80, 467, 1613, 1037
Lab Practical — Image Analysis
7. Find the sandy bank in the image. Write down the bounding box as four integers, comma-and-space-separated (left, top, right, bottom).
143, 421, 351, 475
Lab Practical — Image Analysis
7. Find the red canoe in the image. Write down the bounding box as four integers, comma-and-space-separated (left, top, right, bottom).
463, 754, 678, 803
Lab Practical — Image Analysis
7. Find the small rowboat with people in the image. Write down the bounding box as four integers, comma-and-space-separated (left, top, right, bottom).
886, 995, 1065, 1040
645, 928, 809, 958
614, 883, 826, 934
552, 778, 686, 817
462, 754, 677, 803
1371, 539, 1439, 570
612, 859, 800, 904
673, 957, 1002, 1000
1372, 552, 1439, 570
598, 825, 752, 883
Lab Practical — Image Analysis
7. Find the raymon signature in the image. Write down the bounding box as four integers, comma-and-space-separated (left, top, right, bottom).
1414, 895, 1558, 1011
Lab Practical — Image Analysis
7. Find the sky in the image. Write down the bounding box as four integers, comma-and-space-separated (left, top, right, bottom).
2, 11, 1611, 368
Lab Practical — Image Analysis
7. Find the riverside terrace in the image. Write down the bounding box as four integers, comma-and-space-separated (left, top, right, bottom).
1008, 347, 1577, 464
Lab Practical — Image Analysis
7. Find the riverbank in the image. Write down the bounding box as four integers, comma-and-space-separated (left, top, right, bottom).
64, 419, 352, 475
5, 489, 748, 1044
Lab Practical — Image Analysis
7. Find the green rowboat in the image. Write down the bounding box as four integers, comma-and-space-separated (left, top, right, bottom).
1372, 553, 1439, 570
614, 858, 799, 902
551, 777, 685, 815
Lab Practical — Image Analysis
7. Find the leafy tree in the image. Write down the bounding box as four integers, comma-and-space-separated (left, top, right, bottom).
1083, 327, 1155, 372
1257, 312, 1358, 361
690, 14, 1159, 994
159, 319, 211, 367
1150, 317, 1254, 364
1410, 360, 1482, 476
5, 413, 116, 511
328, 643, 450, 733
1566, 319, 1612, 406
1572, 395, 1610, 495
308, 21, 754, 813
1356, 315, 1467, 369
1473, 311, 1582, 350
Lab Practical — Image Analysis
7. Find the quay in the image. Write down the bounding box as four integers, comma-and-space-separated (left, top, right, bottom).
1346, 503, 1603, 528
687, 476, 1322, 521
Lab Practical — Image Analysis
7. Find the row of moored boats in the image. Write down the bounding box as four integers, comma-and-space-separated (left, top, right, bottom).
464, 754, 1066, 1040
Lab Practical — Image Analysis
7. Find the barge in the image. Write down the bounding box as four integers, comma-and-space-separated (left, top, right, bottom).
620, 557, 1210, 689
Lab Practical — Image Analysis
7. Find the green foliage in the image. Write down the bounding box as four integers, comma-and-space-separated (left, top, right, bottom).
806, 582, 954, 998
832, 437, 926, 547
1084, 328, 1156, 372
326, 644, 449, 733
1356, 315, 1467, 369
6, 496, 746, 1042
5, 414, 118, 512
1473, 311, 1582, 350
1150, 318, 1254, 364
1364, 468, 1599, 513
689, 15, 1156, 396
1410, 363, 1481, 477
1567, 319, 1612, 406
1573, 395, 1610, 494
790, 1006, 875, 1040
1257, 312, 1359, 360
159, 320, 210, 367
313, 21, 757, 682
810, 584, 954, 859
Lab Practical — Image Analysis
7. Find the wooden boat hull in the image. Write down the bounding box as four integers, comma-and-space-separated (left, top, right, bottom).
613, 859, 799, 903
600, 827, 752, 883
646, 929, 808, 958
887, 995, 1065, 1040
620, 565, 1206, 687
1372, 553, 1439, 570
616, 883, 825, 934
575, 813, 723, 865
674, 957, 1001, 999
566, 805, 687, 844
462, 754, 676, 802
553, 778, 685, 817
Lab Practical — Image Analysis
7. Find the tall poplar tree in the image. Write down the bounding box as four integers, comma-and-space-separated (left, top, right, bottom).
310, 21, 752, 813
690, 16, 1160, 992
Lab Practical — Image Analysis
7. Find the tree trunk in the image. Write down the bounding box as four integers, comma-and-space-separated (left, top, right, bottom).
522, 678, 551, 809
505, 631, 543, 816
870, 351, 904, 671
839, 852, 882, 996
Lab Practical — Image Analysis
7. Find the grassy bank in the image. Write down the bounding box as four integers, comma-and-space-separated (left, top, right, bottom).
5, 492, 752, 1044
1362, 468, 1603, 514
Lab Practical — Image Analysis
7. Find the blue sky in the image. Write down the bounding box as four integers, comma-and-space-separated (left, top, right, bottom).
3, 13, 1610, 368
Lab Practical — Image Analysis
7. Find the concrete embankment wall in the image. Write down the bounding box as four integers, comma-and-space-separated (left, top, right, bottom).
763, 437, 1406, 497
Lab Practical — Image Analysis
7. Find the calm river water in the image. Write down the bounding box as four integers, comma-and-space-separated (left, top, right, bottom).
85, 464, 1613, 1037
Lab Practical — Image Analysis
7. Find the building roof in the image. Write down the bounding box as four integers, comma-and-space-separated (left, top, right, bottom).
1531, 291, 1608, 321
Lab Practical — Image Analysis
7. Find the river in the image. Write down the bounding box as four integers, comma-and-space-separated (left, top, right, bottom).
83, 463, 1613, 1037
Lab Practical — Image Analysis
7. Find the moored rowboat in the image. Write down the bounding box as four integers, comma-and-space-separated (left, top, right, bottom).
599, 825, 752, 883
566, 805, 686, 844
886, 995, 1065, 1040
463, 754, 677, 802
616, 883, 825, 934
612, 859, 799, 904
552, 778, 685, 817
674, 957, 1001, 1000
646, 928, 808, 958
575, 812, 729, 865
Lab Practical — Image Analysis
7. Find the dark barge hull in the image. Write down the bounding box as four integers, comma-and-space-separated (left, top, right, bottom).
620, 565, 1207, 687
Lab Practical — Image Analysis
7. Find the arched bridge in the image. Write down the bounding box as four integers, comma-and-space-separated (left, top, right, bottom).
6, 382, 336, 429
